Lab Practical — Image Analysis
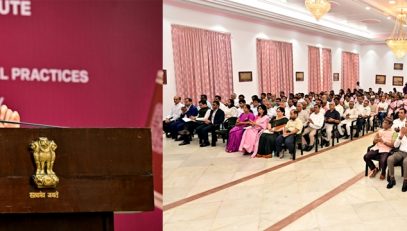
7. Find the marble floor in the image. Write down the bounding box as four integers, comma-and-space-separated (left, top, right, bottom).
163, 131, 407, 230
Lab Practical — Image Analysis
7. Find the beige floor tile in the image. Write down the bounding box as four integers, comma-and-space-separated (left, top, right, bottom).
164, 132, 389, 231
169, 201, 221, 223
211, 215, 260, 231
352, 201, 398, 222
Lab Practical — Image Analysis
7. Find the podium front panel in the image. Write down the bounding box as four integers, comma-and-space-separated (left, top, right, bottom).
0, 128, 154, 213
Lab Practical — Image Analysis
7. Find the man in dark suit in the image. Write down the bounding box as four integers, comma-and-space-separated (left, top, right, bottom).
196, 101, 225, 147
169, 98, 198, 139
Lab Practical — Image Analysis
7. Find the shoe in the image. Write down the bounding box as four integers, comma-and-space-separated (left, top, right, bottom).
380, 174, 385, 180
165, 134, 171, 138
175, 137, 182, 141
200, 142, 210, 147
279, 153, 284, 159
305, 145, 314, 152
178, 141, 190, 146
324, 140, 330, 147
343, 135, 349, 139
369, 168, 379, 178
211, 143, 216, 147
354, 133, 359, 138
264, 154, 272, 158
402, 180, 407, 192
387, 177, 396, 189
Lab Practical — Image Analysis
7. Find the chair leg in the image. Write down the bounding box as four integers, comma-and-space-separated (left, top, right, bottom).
365, 163, 368, 176
350, 127, 353, 140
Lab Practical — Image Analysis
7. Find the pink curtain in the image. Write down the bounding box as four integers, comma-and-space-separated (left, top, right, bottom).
171, 24, 233, 103
322, 48, 332, 91
308, 46, 321, 93
341, 51, 359, 91
257, 39, 293, 95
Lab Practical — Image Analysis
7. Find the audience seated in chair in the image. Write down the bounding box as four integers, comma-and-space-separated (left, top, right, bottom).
377, 96, 388, 125
225, 104, 255, 152
238, 104, 269, 155
387, 120, 407, 192
196, 101, 225, 147
169, 98, 198, 139
392, 108, 406, 133
253, 107, 288, 158
296, 103, 309, 125
302, 104, 324, 151
338, 101, 358, 139
354, 98, 371, 138
163, 96, 183, 137
224, 99, 238, 119
275, 110, 303, 159
322, 102, 341, 147
363, 117, 396, 180
178, 100, 210, 146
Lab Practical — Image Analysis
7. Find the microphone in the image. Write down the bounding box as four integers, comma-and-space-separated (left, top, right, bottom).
0, 120, 67, 128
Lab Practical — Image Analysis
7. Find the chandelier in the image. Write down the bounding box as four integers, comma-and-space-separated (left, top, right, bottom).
305, 0, 331, 20
386, 10, 407, 59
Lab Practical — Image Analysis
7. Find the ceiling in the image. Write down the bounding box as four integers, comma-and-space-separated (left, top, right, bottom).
167, 0, 407, 44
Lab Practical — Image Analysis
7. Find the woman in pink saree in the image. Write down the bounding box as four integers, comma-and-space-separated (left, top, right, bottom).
226, 104, 255, 152
239, 104, 269, 155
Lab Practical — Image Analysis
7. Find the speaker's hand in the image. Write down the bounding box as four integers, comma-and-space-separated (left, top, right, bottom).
0, 104, 20, 128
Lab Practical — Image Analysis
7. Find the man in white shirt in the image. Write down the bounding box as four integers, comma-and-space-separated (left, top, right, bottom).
302, 104, 324, 151
387, 121, 407, 191
377, 96, 389, 122
231, 93, 239, 106
250, 98, 260, 116
287, 99, 296, 111
334, 97, 344, 118
264, 100, 276, 119
354, 99, 371, 138
392, 108, 406, 132
338, 101, 358, 139
163, 96, 184, 137
215, 95, 227, 111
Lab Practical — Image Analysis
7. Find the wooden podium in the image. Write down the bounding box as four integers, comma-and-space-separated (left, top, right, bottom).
0, 128, 154, 231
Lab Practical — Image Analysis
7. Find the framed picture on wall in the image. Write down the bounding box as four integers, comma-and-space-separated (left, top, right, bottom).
375, 75, 386, 85
163, 69, 167, 85
238, 71, 252, 82
393, 76, 404, 86
295, 72, 304, 81
394, 63, 403, 70
333, 73, 339, 81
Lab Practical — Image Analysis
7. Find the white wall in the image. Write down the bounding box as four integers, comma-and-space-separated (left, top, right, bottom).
360, 44, 407, 93
163, 3, 361, 114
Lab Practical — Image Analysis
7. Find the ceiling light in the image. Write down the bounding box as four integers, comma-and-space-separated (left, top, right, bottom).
305, 0, 331, 20
365, 6, 371, 10
389, 0, 396, 4
386, 10, 407, 59
388, 16, 392, 20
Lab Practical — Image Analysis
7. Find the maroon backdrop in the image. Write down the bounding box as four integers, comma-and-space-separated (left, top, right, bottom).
0, 0, 162, 230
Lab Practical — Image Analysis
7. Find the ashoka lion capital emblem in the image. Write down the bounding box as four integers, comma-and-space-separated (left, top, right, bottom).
30, 137, 59, 188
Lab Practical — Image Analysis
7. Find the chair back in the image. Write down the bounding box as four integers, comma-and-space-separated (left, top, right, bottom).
224, 117, 238, 130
